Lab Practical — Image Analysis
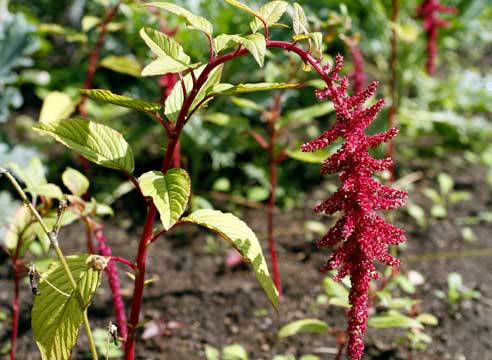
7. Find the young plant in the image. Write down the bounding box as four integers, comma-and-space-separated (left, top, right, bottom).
435, 272, 481, 313
422, 172, 471, 219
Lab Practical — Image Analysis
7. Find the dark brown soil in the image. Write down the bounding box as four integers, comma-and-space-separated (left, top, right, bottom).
1, 162, 491, 360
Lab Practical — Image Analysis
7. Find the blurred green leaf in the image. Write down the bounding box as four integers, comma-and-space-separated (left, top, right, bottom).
100, 56, 142, 77
278, 319, 329, 338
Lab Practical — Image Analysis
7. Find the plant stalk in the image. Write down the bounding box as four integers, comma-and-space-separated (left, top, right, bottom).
386, 0, 399, 183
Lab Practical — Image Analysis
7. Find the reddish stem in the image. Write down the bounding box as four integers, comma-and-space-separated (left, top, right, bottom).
386, 0, 399, 183
124, 204, 157, 359
9, 267, 20, 360
266, 95, 283, 296
78, 2, 121, 117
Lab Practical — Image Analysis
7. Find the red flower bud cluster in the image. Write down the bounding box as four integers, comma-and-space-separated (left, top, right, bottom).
302, 54, 407, 360
416, 0, 457, 74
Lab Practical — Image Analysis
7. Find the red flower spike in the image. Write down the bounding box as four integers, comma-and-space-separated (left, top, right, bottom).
416, 0, 457, 74
301, 55, 407, 360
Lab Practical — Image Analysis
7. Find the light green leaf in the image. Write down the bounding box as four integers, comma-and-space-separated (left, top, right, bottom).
99, 55, 142, 77
368, 310, 423, 329
231, 96, 265, 112
140, 27, 191, 63
62, 167, 89, 197
26, 183, 64, 200
250, 1, 288, 33
164, 64, 223, 122
81, 15, 100, 32
416, 313, 438, 326
208, 82, 300, 97
39, 92, 75, 124
32, 255, 108, 360
278, 319, 329, 338
223, 344, 248, 360
7, 157, 46, 190
282, 102, 334, 125
138, 169, 191, 230
144, 2, 213, 35
37, 23, 87, 43
4, 206, 34, 250
231, 33, 266, 67
437, 173, 454, 195
204, 345, 220, 360
213, 34, 236, 53
322, 277, 350, 308
286, 148, 331, 163
181, 209, 279, 309
141, 57, 198, 77
80, 89, 161, 113
292, 3, 309, 35
224, 0, 263, 21
309, 32, 322, 53
33, 118, 135, 173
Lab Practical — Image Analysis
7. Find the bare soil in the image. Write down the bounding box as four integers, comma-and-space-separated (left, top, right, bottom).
1, 162, 491, 360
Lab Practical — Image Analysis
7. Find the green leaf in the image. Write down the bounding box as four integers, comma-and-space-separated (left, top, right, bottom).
367, 310, 423, 329
32, 255, 108, 360
140, 27, 199, 76
144, 2, 213, 35
213, 34, 236, 53
231, 33, 266, 68
208, 82, 300, 97
138, 169, 191, 230
204, 345, 220, 360
250, 1, 288, 33
309, 32, 322, 53
99, 55, 142, 77
224, 0, 263, 21
437, 173, 454, 195
416, 313, 438, 326
140, 27, 191, 63
141, 58, 197, 77
33, 118, 135, 173
26, 183, 64, 200
7, 157, 46, 190
292, 3, 309, 35
231, 96, 265, 112
281, 102, 334, 125
62, 167, 89, 197
164, 64, 223, 122
181, 209, 279, 309
80, 89, 161, 113
286, 148, 331, 163
4, 206, 35, 250
322, 277, 350, 308
223, 344, 248, 360
278, 319, 329, 338
39, 91, 75, 124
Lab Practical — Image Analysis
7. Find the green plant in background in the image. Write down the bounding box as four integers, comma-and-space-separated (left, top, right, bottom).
435, 272, 481, 313
205, 344, 249, 360
422, 172, 471, 219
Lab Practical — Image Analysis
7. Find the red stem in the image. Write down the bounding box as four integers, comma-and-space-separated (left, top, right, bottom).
386, 0, 399, 183
123, 39, 335, 358
9, 268, 20, 360
78, 2, 121, 117
266, 95, 283, 296
124, 204, 157, 359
